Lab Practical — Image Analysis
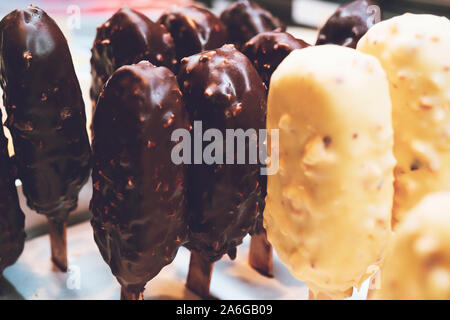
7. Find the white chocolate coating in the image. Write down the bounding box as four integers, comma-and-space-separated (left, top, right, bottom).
357, 14, 450, 226
375, 192, 450, 300
264, 45, 395, 299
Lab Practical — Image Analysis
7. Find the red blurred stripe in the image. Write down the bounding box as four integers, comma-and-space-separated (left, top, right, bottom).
21, 0, 194, 15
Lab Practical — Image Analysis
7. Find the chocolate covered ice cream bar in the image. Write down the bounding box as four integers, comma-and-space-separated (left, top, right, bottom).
0, 5, 91, 271
178, 44, 266, 298
220, 0, 285, 49
158, 5, 228, 61
90, 7, 177, 106
242, 30, 310, 91
91, 61, 189, 300
317, 0, 381, 48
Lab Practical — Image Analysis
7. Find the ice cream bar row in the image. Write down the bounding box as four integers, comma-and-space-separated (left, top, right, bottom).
0, 0, 448, 300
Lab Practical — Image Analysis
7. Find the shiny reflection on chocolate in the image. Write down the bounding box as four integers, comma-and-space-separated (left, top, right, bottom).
90, 6, 177, 106
91, 61, 189, 297
178, 44, 266, 262
242, 31, 310, 90
0, 128, 25, 276
220, 0, 285, 49
316, 0, 381, 48
158, 5, 228, 60
0, 5, 91, 221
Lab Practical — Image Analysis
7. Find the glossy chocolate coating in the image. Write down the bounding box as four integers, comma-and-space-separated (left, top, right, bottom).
158, 5, 228, 60
90, 7, 177, 105
316, 0, 380, 48
0, 128, 25, 275
242, 31, 310, 90
178, 45, 266, 262
0, 6, 91, 221
91, 61, 189, 292
220, 0, 285, 49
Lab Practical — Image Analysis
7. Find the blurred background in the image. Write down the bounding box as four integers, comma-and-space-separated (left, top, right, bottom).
1, 1, 449, 28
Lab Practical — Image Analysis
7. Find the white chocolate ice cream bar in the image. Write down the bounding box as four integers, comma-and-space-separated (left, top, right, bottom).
357, 13, 450, 226
374, 192, 450, 300
264, 45, 395, 299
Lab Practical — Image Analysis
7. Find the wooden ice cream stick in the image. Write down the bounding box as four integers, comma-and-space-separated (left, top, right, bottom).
120, 286, 144, 300
308, 289, 333, 300
47, 217, 68, 272
249, 232, 273, 277
186, 251, 214, 299
308, 287, 353, 300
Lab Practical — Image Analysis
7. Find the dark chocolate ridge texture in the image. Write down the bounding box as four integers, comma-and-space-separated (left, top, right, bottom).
316, 0, 381, 48
220, 0, 285, 49
91, 61, 189, 297
178, 44, 266, 262
0, 126, 25, 276
90, 6, 177, 107
0, 5, 91, 271
158, 5, 228, 61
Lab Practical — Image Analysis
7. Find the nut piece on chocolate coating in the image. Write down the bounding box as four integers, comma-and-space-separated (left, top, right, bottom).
0, 128, 25, 275
91, 61, 189, 290
158, 5, 228, 60
316, 0, 381, 48
0, 5, 91, 220
90, 6, 176, 104
220, 0, 285, 49
242, 31, 310, 90
178, 44, 266, 262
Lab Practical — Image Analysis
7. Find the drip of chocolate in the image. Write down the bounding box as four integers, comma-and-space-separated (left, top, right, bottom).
158, 5, 228, 60
0, 128, 25, 276
242, 31, 310, 91
178, 44, 266, 296
91, 61, 189, 300
220, 0, 285, 49
90, 6, 177, 106
0, 5, 91, 271
316, 0, 381, 48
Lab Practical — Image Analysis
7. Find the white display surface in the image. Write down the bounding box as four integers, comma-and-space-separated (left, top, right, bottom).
2, 220, 369, 300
